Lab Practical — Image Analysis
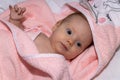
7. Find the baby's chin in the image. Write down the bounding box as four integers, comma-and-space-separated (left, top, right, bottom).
63, 54, 77, 60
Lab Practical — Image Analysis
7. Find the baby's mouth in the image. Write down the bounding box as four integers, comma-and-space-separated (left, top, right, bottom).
60, 42, 68, 51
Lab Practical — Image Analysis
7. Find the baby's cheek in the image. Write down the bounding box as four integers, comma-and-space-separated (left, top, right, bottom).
65, 48, 82, 60
75, 48, 83, 55
71, 48, 81, 57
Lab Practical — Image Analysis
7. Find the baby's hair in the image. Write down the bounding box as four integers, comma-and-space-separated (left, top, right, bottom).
61, 12, 87, 24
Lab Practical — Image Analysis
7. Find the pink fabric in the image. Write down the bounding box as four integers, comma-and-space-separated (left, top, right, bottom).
68, 2, 120, 79
0, 0, 120, 80
0, 0, 71, 80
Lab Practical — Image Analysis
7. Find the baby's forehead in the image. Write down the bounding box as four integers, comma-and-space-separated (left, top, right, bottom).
63, 15, 87, 28
65, 16, 91, 35
63, 14, 82, 22
64, 15, 86, 25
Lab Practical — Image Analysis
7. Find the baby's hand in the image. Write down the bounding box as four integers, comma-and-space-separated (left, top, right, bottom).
9, 5, 26, 21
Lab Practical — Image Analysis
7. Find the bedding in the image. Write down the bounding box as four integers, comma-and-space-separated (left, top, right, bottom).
0, 0, 25, 14
0, 0, 120, 80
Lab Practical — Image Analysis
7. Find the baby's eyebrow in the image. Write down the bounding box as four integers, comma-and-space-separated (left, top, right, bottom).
68, 25, 75, 32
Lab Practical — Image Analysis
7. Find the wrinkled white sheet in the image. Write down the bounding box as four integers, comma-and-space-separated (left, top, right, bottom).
0, 0, 120, 80
0, 0, 25, 14
95, 47, 120, 80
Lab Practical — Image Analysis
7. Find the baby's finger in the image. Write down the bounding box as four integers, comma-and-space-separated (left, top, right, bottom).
18, 7, 22, 15
9, 5, 13, 11
21, 7, 26, 14
14, 5, 19, 12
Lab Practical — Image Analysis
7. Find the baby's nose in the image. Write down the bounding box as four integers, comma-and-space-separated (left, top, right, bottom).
67, 39, 73, 46
67, 35, 77, 46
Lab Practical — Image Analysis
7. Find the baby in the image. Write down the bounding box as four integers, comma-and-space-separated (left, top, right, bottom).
9, 5, 93, 60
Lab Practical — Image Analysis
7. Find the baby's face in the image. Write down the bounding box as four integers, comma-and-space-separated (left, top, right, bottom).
49, 15, 92, 60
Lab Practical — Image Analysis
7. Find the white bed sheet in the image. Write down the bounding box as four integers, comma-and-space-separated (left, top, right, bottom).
0, 0, 120, 79
0, 0, 25, 14
95, 47, 120, 80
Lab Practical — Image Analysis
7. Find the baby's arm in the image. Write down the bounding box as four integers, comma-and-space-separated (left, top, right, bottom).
9, 5, 26, 30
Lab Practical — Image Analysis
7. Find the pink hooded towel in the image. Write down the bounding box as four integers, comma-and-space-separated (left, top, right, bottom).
0, 0, 120, 80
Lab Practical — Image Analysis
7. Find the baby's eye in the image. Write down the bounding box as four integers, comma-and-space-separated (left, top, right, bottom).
76, 41, 81, 47
66, 28, 72, 35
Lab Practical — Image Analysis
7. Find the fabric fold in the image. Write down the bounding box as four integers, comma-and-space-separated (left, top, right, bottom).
0, 0, 120, 80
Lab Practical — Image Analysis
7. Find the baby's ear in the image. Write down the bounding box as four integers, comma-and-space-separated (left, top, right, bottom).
52, 20, 63, 31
